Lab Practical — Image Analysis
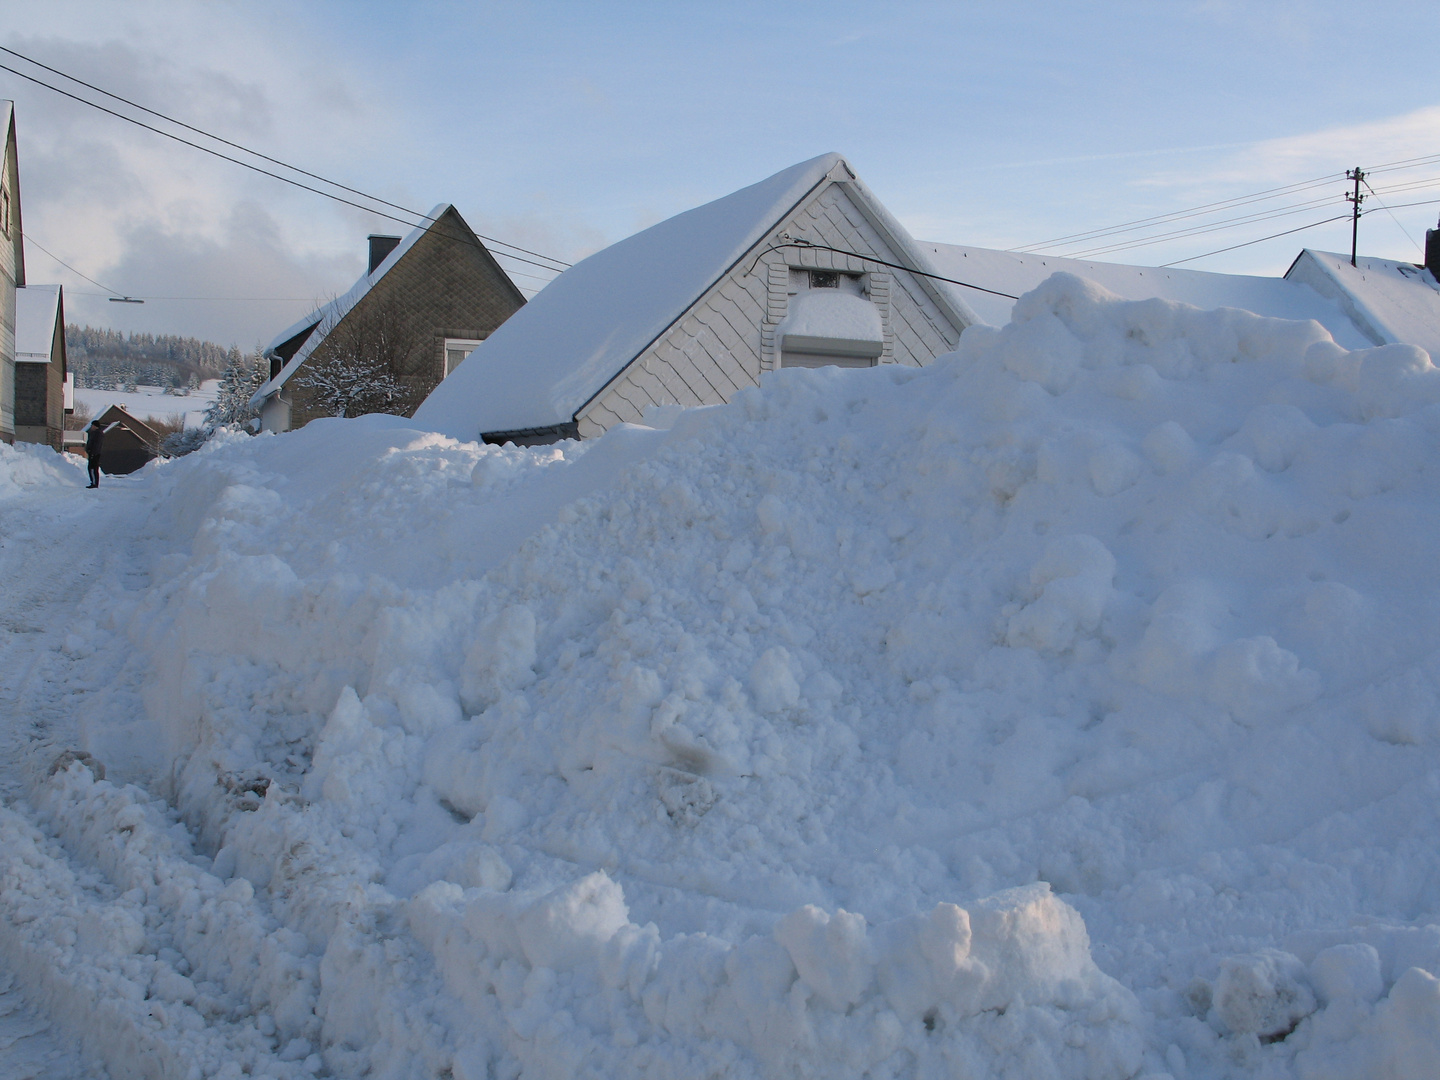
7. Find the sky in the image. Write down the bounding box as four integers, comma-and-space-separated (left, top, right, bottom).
5, 0, 1440, 348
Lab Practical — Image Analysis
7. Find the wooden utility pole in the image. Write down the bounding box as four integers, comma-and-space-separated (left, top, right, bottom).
1346, 167, 1366, 267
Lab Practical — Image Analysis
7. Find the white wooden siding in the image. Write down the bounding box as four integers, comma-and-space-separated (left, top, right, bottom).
578, 180, 964, 436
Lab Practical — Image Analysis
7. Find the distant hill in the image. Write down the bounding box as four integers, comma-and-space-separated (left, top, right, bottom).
66, 325, 255, 391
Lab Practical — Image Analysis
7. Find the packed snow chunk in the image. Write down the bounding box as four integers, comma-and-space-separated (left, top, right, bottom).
774, 904, 873, 1011
1368, 967, 1440, 1077
460, 604, 538, 714
749, 646, 801, 715
1358, 665, 1440, 746
1141, 419, 1197, 474
1088, 440, 1144, 496
1309, 943, 1384, 1005
1231, 403, 1318, 472
1351, 343, 1440, 421
1006, 535, 1115, 652
1212, 949, 1316, 1038
517, 872, 631, 970
1207, 635, 1320, 722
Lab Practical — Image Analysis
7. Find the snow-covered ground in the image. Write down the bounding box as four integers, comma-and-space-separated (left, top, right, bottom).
72, 380, 220, 430
2, 273, 1439, 1078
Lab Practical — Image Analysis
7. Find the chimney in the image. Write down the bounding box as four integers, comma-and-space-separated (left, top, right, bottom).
368, 234, 401, 275
1426, 218, 1440, 279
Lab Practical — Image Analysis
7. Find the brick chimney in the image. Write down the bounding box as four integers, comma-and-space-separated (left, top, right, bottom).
368, 234, 401, 275
1425, 218, 1440, 279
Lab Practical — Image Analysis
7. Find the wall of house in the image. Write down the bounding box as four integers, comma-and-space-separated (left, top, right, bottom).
576, 181, 964, 438
0, 117, 20, 443
284, 209, 526, 430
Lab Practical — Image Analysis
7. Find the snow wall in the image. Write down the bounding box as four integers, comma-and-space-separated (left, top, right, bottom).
8, 272, 1440, 1079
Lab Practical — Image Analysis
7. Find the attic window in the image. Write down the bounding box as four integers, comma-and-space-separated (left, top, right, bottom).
0, 184, 9, 239
809, 270, 840, 289
444, 338, 484, 376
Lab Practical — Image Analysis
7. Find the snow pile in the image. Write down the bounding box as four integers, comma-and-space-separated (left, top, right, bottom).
0, 440, 85, 499
11, 271, 1440, 1077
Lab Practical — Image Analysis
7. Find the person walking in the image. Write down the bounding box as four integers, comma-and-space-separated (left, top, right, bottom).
85, 419, 105, 489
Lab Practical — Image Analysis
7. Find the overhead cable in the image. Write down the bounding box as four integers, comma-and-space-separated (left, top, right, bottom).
0, 52, 570, 275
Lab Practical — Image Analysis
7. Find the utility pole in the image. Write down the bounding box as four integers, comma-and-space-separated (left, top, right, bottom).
1346, 167, 1366, 267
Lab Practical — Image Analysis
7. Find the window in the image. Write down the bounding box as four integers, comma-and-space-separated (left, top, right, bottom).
0, 184, 9, 239
809, 270, 839, 290
444, 338, 485, 376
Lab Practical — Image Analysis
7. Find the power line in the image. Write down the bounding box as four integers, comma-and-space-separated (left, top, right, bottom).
1014, 171, 1345, 253
746, 241, 1019, 299
0, 52, 571, 275
1160, 215, 1351, 267
23, 233, 124, 295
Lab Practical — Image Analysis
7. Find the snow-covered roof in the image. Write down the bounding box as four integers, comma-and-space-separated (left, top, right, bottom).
14, 284, 60, 362
250, 204, 451, 406
414, 154, 863, 439
1284, 249, 1440, 360
917, 243, 1376, 351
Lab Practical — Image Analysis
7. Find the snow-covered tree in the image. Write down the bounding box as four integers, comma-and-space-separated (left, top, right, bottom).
203, 353, 266, 430
294, 301, 419, 419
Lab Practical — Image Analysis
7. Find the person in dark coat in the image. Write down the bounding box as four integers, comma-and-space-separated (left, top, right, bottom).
85, 420, 105, 488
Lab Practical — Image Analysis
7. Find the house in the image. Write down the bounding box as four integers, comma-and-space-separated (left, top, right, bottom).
1, 100, 24, 444
14, 283, 69, 449
413, 153, 980, 445
1283, 244, 1440, 359
250, 204, 526, 432
914, 243, 1377, 350
91, 404, 160, 475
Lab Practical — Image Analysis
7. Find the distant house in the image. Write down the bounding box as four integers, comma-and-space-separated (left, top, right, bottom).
1283, 246, 1440, 359
414, 153, 980, 445
1, 100, 24, 445
92, 404, 160, 475
14, 283, 68, 449
915, 243, 1377, 350
250, 204, 526, 433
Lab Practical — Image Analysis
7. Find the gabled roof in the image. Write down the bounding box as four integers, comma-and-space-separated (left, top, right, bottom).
917, 243, 1376, 350
14, 284, 61, 362
3, 100, 24, 288
1283, 249, 1440, 359
251, 203, 458, 406
96, 404, 160, 443
415, 153, 975, 441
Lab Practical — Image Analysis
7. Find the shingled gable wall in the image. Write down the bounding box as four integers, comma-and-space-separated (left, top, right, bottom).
0, 107, 22, 444
14, 305, 66, 449
574, 177, 964, 438
284, 207, 525, 430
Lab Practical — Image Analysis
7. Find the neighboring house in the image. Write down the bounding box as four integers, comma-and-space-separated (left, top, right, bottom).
14, 283, 69, 449
251, 204, 525, 432
414, 153, 980, 445
91, 404, 160, 475
1, 101, 24, 444
916, 243, 1377, 350
1283, 246, 1440, 359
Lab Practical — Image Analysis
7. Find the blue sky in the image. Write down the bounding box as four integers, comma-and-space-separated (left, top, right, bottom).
6, 0, 1440, 346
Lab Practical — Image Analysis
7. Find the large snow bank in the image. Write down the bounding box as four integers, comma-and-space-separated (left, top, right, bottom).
0, 440, 85, 500
20, 272, 1440, 1078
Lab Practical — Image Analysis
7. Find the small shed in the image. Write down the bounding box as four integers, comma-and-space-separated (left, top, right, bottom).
14, 283, 68, 449
92, 404, 160, 475
413, 153, 980, 445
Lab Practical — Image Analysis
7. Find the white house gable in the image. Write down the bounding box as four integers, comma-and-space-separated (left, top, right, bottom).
577, 172, 968, 437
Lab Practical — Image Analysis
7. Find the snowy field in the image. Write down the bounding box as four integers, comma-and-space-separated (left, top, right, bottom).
2, 273, 1439, 1078
72, 380, 220, 430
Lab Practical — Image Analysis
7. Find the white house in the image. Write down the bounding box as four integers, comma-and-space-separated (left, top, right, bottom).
415, 153, 980, 445
1282, 248, 1440, 359
1, 100, 24, 444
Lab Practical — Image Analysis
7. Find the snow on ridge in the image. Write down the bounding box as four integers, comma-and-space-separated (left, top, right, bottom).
7, 272, 1440, 1076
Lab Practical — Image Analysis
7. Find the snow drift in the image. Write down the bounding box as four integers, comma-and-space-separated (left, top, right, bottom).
4, 272, 1440, 1078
